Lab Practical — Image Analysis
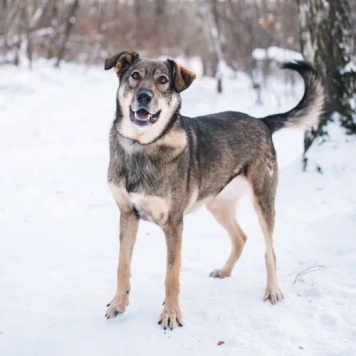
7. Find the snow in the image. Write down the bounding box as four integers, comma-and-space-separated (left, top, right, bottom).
0, 61, 355, 355
340, 60, 356, 74
252, 46, 303, 63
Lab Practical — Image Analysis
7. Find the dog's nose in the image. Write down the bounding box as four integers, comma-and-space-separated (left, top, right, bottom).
136, 90, 152, 105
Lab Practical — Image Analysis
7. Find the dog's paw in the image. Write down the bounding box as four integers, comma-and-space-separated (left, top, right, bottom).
264, 286, 284, 304
209, 268, 231, 278
158, 304, 183, 330
105, 293, 129, 319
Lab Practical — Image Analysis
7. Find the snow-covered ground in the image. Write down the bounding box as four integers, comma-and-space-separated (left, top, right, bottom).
0, 61, 355, 355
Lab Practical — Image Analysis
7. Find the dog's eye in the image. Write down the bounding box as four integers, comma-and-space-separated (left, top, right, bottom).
131, 72, 140, 80
158, 76, 168, 84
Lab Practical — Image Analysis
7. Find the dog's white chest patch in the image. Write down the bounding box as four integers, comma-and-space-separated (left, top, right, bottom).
129, 193, 169, 224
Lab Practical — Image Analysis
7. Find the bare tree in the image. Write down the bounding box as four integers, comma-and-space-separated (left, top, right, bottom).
1, 0, 302, 70
4, 0, 353, 91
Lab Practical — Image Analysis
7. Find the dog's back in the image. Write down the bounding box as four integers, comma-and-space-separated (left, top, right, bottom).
180, 113, 273, 202
181, 60, 324, 202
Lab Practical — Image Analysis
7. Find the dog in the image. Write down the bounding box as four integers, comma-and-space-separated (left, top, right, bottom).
103, 51, 324, 330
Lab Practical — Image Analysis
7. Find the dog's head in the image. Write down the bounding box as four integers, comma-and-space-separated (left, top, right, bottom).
105, 51, 196, 144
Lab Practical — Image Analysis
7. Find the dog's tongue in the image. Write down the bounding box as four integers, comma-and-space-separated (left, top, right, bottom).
135, 109, 151, 122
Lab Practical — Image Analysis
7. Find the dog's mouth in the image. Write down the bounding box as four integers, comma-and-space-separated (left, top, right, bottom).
130, 108, 161, 127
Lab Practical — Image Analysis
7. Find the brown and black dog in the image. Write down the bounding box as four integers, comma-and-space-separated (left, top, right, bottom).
104, 51, 324, 330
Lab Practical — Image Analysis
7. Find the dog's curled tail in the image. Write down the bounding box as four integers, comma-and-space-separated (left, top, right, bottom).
261, 61, 324, 133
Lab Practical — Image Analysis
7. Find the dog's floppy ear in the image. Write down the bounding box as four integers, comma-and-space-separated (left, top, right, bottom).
167, 59, 196, 93
104, 51, 139, 75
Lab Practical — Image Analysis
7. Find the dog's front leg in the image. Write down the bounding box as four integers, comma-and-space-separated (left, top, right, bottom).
159, 219, 184, 330
106, 211, 139, 319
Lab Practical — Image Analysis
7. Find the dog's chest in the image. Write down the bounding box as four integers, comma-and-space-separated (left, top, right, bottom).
129, 192, 169, 224
109, 182, 169, 225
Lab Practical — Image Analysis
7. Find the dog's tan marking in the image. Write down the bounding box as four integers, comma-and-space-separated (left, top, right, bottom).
185, 194, 215, 214
206, 176, 251, 278
129, 193, 170, 225
253, 198, 283, 303
249, 163, 284, 304
168, 59, 197, 93
207, 199, 247, 278
106, 211, 139, 318
159, 221, 184, 329
267, 166, 274, 177
104, 51, 139, 74
184, 186, 199, 213
217, 175, 252, 202
110, 182, 171, 225
108, 182, 131, 212
158, 124, 187, 150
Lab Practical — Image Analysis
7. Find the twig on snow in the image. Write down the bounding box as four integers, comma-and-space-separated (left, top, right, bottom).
293, 264, 328, 284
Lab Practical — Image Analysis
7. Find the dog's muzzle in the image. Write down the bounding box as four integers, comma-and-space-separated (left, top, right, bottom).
130, 107, 161, 127
130, 89, 161, 127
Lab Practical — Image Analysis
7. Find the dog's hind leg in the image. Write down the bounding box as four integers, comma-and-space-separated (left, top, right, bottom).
106, 211, 139, 319
206, 197, 247, 278
250, 164, 283, 304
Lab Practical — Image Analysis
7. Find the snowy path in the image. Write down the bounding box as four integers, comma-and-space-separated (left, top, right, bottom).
0, 63, 355, 355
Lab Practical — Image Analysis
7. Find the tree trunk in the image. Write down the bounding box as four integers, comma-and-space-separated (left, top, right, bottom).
154, 0, 165, 34
210, 0, 224, 93
54, 0, 80, 68
134, 0, 142, 49
297, 0, 356, 153
47, 0, 58, 59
